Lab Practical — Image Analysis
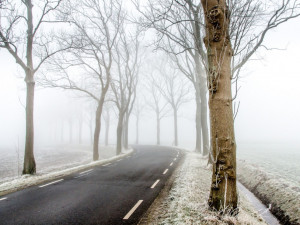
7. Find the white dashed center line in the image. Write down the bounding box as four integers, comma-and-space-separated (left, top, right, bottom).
123, 200, 143, 220
163, 169, 169, 175
151, 179, 160, 189
174, 158, 177, 161
79, 169, 93, 175
39, 179, 63, 188
102, 163, 111, 167
170, 162, 173, 166
0, 197, 7, 201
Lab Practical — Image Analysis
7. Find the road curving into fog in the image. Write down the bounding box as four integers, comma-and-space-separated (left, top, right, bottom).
0, 145, 182, 225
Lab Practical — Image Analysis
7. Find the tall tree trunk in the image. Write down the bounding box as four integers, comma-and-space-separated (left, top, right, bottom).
116, 113, 123, 155
135, 115, 139, 144
22, 72, 36, 174
93, 102, 104, 160
195, 91, 202, 153
123, 113, 129, 149
173, 108, 178, 146
23, 0, 36, 175
156, 112, 160, 145
201, 0, 238, 212
105, 114, 110, 146
200, 76, 209, 156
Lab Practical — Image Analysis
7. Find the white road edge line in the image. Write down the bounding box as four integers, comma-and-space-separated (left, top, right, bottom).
79, 169, 93, 175
123, 200, 143, 220
170, 162, 173, 166
102, 163, 111, 166
151, 179, 160, 189
163, 169, 169, 175
0, 197, 7, 201
39, 179, 63, 188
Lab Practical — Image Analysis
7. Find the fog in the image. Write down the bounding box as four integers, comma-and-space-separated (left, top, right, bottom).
1, 1, 300, 170
1, 18, 300, 151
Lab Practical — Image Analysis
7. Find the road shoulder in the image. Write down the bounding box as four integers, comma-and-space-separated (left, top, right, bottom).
139, 151, 267, 225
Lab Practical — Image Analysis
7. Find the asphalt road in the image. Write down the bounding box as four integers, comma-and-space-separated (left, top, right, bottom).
0, 145, 182, 225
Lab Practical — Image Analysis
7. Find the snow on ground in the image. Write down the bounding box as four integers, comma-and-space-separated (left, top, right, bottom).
140, 151, 266, 225
0, 146, 133, 196
0, 145, 116, 183
238, 160, 300, 225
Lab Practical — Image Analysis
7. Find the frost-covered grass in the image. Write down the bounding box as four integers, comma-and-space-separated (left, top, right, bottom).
238, 160, 300, 225
140, 151, 266, 225
0, 144, 116, 183
0, 146, 133, 197
237, 142, 300, 185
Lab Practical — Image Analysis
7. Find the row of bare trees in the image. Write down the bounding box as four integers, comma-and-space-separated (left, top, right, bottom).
0, 0, 191, 176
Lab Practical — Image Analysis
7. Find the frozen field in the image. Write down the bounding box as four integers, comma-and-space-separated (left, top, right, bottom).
237, 142, 300, 185
0, 145, 116, 184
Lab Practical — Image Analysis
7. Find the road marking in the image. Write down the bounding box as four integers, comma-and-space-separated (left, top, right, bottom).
170, 162, 173, 166
117, 159, 122, 162
79, 169, 93, 175
123, 200, 143, 220
39, 179, 63, 188
151, 179, 160, 189
163, 169, 169, 175
102, 163, 111, 166
0, 197, 7, 201
174, 158, 177, 161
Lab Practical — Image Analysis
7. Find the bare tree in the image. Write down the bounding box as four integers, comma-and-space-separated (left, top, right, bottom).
39, 0, 123, 160
201, 0, 237, 213
0, 0, 67, 174
111, 27, 140, 155
132, 97, 145, 145
102, 103, 114, 146
123, 86, 137, 149
133, 0, 210, 155
201, 0, 300, 212
154, 59, 191, 146
144, 71, 169, 146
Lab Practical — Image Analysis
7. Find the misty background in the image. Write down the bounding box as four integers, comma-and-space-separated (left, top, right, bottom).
1, 18, 300, 146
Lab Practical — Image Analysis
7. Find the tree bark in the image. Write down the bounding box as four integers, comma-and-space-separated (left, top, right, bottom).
22, 72, 36, 174
116, 113, 123, 155
200, 78, 210, 156
173, 108, 178, 146
195, 91, 202, 153
93, 102, 104, 160
201, 0, 238, 212
123, 113, 129, 149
